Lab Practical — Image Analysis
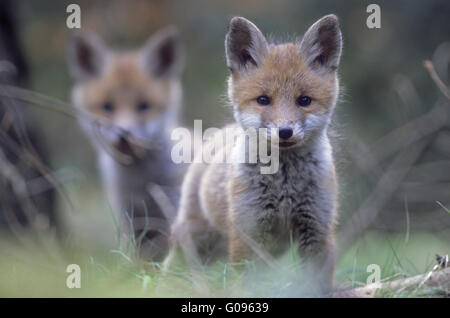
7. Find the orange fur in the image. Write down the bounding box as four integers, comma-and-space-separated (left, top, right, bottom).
79, 53, 174, 125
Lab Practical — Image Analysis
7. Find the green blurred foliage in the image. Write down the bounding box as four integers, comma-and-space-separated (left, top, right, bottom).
19, 0, 450, 169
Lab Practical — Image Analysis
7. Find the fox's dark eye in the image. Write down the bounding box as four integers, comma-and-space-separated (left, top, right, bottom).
256, 95, 271, 106
102, 101, 114, 113
137, 101, 151, 113
297, 96, 312, 107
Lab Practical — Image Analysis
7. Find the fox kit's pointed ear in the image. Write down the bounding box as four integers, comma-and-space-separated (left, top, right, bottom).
141, 26, 183, 78
299, 14, 342, 77
225, 17, 268, 74
67, 30, 107, 81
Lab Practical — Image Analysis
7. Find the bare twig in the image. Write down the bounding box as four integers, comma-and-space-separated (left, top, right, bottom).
146, 183, 177, 222
334, 267, 450, 297
424, 60, 450, 100
339, 139, 429, 251
393, 74, 424, 117
369, 104, 447, 163
345, 135, 384, 184
0, 129, 75, 214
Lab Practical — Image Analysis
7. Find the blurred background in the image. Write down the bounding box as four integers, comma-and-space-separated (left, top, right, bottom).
0, 0, 449, 296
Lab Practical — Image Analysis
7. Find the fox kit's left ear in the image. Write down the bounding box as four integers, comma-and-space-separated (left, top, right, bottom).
299, 14, 342, 77
67, 30, 107, 81
141, 26, 183, 78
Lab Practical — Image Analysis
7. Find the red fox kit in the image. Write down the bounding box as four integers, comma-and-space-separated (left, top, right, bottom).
164, 15, 342, 294
67, 27, 184, 260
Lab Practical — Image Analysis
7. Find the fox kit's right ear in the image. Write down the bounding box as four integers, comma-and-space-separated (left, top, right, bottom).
225, 17, 268, 74
140, 26, 183, 78
67, 31, 107, 81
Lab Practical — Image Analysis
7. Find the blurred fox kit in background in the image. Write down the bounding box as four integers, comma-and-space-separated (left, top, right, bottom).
164, 15, 342, 294
67, 27, 184, 260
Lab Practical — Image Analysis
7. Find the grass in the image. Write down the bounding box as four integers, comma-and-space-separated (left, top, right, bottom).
0, 183, 448, 297
437, 201, 450, 214
0, 229, 448, 297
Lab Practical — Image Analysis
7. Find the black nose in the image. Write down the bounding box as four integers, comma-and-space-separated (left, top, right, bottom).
278, 127, 293, 139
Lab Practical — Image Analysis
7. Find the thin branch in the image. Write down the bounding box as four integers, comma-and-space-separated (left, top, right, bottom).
369, 104, 447, 164
339, 138, 429, 251
0, 129, 75, 214
334, 266, 450, 297
424, 60, 450, 100
146, 183, 177, 222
